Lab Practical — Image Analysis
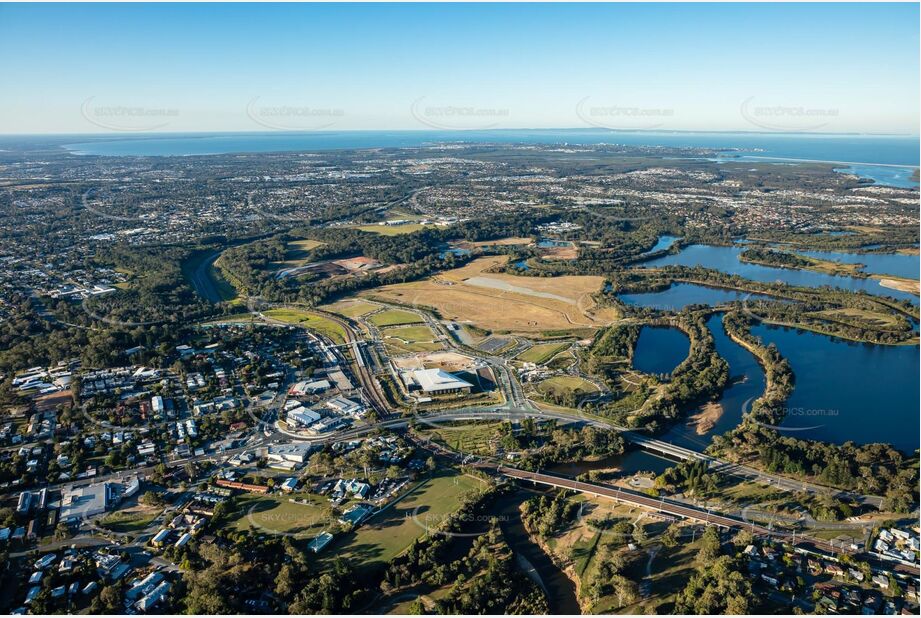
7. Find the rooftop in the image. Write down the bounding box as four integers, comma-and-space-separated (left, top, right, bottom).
410, 368, 473, 393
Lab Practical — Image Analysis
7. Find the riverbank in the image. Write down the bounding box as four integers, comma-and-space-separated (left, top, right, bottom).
879, 277, 920, 294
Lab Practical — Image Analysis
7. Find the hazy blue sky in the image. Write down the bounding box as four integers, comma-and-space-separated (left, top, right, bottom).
0, 3, 918, 134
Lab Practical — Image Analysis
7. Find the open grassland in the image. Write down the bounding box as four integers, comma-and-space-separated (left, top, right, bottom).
417, 421, 504, 456
516, 342, 570, 364
331, 470, 485, 568
99, 506, 161, 533
320, 299, 379, 318
364, 256, 617, 334
381, 324, 444, 355
810, 307, 908, 330
368, 308, 424, 327
537, 375, 600, 398
269, 238, 325, 270
227, 493, 332, 539
262, 308, 347, 344
352, 223, 428, 235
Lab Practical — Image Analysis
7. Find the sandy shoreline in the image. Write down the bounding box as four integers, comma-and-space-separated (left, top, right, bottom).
879, 277, 920, 294
687, 401, 724, 435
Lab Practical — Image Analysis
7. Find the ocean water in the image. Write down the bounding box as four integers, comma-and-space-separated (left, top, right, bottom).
56, 130, 916, 160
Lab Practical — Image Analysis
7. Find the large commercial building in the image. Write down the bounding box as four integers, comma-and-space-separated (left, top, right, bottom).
60, 482, 115, 521
287, 406, 321, 428
403, 368, 474, 395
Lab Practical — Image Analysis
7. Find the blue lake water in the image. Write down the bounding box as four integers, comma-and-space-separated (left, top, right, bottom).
750, 322, 920, 454
639, 244, 919, 305
537, 239, 573, 248
793, 249, 919, 280
438, 247, 471, 259
632, 326, 689, 375
661, 314, 767, 452
619, 282, 776, 311
640, 234, 681, 256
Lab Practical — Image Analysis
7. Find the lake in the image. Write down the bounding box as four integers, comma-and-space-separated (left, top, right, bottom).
619, 282, 777, 311
639, 234, 681, 256
750, 322, 920, 454
632, 326, 689, 375
793, 248, 920, 280
639, 243, 919, 305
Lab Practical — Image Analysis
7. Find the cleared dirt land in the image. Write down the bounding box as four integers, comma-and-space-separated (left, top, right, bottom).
391, 351, 477, 372
364, 256, 617, 333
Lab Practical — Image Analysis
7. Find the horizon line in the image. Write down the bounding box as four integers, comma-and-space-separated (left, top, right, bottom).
1, 127, 919, 139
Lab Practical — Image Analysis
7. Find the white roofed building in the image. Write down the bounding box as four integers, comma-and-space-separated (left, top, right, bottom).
403, 368, 473, 395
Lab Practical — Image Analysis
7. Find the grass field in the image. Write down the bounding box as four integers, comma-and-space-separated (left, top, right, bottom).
227, 493, 333, 539
363, 256, 617, 334
99, 506, 161, 533
368, 309, 424, 327
353, 223, 428, 235
381, 324, 444, 355
331, 470, 484, 568
418, 421, 504, 456
269, 238, 325, 270
537, 375, 599, 398
516, 342, 570, 364
262, 308, 347, 344
321, 299, 379, 318
810, 307, 906, 330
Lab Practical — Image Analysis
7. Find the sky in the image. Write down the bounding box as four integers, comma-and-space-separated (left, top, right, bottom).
0, 2, 918, 135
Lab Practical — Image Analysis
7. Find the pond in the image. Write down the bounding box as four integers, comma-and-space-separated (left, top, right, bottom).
749, 322, 919, 454
638, 243, 918, 305
632, 326, 689, 375
537, 239, 573, 248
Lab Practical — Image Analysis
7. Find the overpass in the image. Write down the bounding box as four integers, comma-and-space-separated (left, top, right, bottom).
495, 467, 918, 578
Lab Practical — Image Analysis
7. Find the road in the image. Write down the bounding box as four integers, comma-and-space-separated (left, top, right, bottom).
187, 249, 225, 304
494, 466, 919, 578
